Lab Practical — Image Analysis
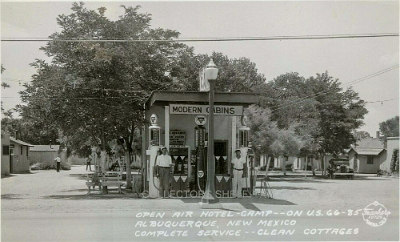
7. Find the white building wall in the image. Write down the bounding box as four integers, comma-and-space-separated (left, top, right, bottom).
382, 137, 399, 172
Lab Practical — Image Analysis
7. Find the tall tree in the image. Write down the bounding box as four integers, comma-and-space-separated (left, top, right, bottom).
19, 2, 186, 188
168, 51, 267, 92
379, 116, 399, 138
308, 72, 368, 154
264, 72, 367, 156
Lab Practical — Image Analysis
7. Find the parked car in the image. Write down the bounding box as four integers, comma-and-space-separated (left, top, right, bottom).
330, 158, 354, 179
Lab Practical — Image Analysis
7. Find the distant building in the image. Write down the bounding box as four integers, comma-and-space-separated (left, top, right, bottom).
348, 137, 386, 173
30, 145, 60, 165
6, 137, 34, 174
2, 133, 11, 176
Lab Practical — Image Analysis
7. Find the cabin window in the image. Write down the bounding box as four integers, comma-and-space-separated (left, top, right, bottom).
367, 156, 374, 165
2, 146, 9, 155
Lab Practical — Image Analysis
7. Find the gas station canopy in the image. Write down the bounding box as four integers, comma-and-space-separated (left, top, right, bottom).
145, 91, 260, 109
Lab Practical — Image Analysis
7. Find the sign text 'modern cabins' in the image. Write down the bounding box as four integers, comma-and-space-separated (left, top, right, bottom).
170, 104, 243, 116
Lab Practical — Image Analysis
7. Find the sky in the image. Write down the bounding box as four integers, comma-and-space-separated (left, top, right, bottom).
1, 1, 399, 136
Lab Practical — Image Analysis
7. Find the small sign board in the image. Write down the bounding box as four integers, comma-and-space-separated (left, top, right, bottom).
169, 130, 186, 146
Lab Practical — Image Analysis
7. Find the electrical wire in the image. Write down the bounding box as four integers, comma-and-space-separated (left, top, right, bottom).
1, 33, 398, 42
365, 98, 397, 104
2, 64, 398, 106
269, 65, 399, 112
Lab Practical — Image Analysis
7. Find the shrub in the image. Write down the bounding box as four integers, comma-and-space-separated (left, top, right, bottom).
30, 160, 71, 170
130, 162, 141, 170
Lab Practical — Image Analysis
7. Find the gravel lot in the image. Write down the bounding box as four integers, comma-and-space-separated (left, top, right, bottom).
1, 165, 398, 214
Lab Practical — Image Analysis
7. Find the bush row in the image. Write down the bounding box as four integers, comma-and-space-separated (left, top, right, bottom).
31, 160, 71, 170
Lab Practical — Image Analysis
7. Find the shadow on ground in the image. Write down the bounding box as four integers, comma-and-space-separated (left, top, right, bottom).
61, 189, 90, 193
42, 192, 296, 210
265, 186, 315, 190
1, 172, 37, 179
43, 192, 142, 200
1, 194, 23, 199
180, 197, 296, 211
69, 174, 88, 180
351, 176, 395, 181
267, 177, 328, 183
1, 175, 16, 179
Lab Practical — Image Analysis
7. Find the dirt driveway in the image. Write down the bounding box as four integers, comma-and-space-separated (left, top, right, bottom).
1, 165, 398, 214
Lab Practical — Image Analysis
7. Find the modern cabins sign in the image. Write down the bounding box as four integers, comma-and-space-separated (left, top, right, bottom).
170, 104, 243, 116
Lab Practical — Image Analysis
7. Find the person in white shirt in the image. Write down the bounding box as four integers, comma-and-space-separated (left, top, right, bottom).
54, 155, 61, 172
155, 147, 172, 198
231, 149, 247, 198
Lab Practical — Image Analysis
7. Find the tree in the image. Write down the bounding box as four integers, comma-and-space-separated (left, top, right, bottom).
19, 2, 187, 189
257, 71, 367, 176
244, 105, 303, 176
264, 72, 367, 155
354, 131, 371, 140
379, 116, 399, 138
307, 72, 368, 155
244, 105, 279, 176
167, 51, 267, 92
269, 124, 304, 175
1, 64, 10, 113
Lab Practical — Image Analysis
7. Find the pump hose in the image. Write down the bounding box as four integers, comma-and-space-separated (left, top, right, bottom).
245, 155, 250, 196
152, 154, 160, 191
197, 175, 205, 194
196, 147, 205, 194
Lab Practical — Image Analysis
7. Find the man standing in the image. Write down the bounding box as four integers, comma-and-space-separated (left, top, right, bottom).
231, 149, 247, 198
54, 154, 61, 172
328, 160, 336, 179
86, 156, 92, 171
155, 147, 172, 198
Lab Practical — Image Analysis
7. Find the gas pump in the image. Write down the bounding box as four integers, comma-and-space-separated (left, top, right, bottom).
247, 142, 255, 195
149, 114, 161, 147
238, 115, 251, 195
148, 114, 161, 198
194, 115, 207, 192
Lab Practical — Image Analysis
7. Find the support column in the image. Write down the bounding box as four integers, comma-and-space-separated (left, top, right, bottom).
231, 117, 237, 158
165, 106, 170, 149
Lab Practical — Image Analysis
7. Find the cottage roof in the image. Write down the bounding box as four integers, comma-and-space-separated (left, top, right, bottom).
354, 138, 384, 149
9, 137, 34, 147
30, 145, 60, 152
350, 148, 385, 156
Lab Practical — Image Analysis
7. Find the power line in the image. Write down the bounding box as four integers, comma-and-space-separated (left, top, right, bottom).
365, 98, 397, 104
1, 96, 143, 100
269, 64, 399, 112
1, 33, 398, 42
